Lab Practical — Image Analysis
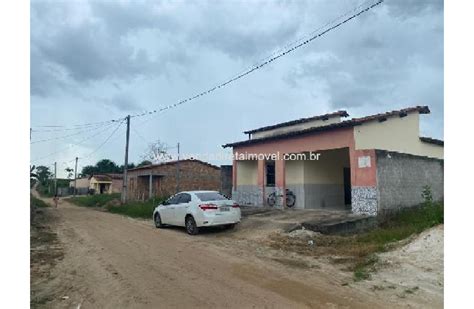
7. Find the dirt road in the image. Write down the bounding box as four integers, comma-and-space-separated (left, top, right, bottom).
31, 197, 387, 309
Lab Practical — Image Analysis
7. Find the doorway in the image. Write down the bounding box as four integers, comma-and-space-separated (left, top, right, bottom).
343, 167, 351, 206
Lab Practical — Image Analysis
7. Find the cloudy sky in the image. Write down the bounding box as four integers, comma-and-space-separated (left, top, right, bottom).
30, 0, 443, 177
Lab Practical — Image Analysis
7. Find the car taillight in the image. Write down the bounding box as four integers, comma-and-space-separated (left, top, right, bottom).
232, 203, 240, 208
199, 204, 218, 211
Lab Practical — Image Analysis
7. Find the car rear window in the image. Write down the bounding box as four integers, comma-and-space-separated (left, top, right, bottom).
195, 192, 228, 201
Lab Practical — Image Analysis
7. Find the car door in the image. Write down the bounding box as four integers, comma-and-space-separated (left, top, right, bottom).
160, 194, 180, 224
172, 193, 191, 226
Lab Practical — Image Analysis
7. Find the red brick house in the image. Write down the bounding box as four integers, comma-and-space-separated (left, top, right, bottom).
127, 159, 221, 201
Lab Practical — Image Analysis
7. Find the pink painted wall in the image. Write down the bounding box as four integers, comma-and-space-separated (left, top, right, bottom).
233, 127, 355, 155
349, 149, 377, 187
232, 126, 378, 196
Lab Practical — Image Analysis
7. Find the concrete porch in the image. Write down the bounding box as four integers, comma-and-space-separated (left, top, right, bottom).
240, 206, 376, 235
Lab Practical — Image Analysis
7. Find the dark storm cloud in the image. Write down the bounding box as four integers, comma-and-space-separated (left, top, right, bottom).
31, 0, 444, 170
385, 0, 443, 18
284, 0, 443, 113
30, 0, 185, 97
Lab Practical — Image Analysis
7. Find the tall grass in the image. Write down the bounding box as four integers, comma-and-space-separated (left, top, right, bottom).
67, 193, 121, 207
106, 198, 167, 219
67, 193, 167, 219
30, 194, 50, 208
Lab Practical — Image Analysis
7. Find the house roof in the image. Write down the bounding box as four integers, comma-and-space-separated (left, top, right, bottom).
127, 159, 220, 172
420, 136, 444, 146
90, 175, 112, 182
243, 110, 349, 134
103, 173, 123, 179
223, 106, 431, 148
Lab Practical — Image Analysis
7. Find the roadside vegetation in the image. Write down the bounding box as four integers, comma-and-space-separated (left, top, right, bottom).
269, 186, 443, 281
67, 194, 167, 219
67, 193, 121, 207
31, 194, 50, 208
106, 198, 167, 219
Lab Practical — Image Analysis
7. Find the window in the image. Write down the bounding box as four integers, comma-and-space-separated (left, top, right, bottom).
266, 161, 275, 187
195, 192, 228, 202
167, 194, 181, 205
179, 193, 191, 203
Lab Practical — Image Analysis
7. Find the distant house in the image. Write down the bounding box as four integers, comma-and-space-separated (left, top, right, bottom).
127, 159, 221, 201
69, 173, 123, 195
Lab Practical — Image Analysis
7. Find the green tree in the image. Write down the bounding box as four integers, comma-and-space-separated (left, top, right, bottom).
137, 160, 152, 167
35, 165, 52, 185
81, 165, 96, 176
95, 159, 121, 173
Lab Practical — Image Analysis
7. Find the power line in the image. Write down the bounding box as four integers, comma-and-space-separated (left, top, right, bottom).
129, 0, 383, 120
31, 121, 121, 164
79, 119, 125, 160
31, 118, 123, 129
30, 122, 114, 144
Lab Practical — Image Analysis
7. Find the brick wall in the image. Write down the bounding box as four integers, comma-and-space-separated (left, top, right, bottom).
127, 160, 221, 201
375, 150, 444, 213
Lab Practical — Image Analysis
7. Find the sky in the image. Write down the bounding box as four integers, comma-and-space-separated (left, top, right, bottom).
30, 0, 444, 178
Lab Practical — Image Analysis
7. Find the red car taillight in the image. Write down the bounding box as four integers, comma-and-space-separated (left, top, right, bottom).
199, 204, 218, 211
232, 203, 240, 208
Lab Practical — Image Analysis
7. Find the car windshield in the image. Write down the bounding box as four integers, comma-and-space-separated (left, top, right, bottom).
195, 192, 228, 201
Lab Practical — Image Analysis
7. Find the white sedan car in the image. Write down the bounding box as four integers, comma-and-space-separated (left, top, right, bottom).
153, 191, 241, 235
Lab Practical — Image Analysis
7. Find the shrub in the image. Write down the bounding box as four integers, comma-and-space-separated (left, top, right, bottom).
105, 197, 168, 219
67, 193, 121, 207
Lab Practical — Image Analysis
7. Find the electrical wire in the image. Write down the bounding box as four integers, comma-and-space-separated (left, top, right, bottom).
30, 121, 120, 164
78, 119, 125, 160
31, 118, 123, 130
129, 0, 384, 120
30, 121, 116, 144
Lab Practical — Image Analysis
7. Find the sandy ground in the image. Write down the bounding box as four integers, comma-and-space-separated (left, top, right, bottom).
30, 194, 443, 308
353, 225, 444, 308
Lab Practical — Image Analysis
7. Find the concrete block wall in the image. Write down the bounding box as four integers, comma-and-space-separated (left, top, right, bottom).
375, 150, 444, 213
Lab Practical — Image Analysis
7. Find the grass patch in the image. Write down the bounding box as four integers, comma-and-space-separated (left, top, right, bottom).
268, 202, 444, 281
67, 193, 121, 207
67, 193, 167, 219
30, 194, 50, 208
105, 198, 166, 219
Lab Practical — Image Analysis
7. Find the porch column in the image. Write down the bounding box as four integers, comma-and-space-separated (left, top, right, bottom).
232, 159, 238, 192
349, 148, 378, 216
275, 158, 286, 208
257, 159, 265, 206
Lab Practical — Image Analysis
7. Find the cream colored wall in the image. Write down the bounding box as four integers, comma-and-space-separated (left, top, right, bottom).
71, 178, 90, 189
89, 178, 113, 193
304, 149, 350, 185
236, 160, 258, 185
284, 149, 349, 185
285, 160, 304, 184
252, 117, 341, 139
354, 113, 443, 159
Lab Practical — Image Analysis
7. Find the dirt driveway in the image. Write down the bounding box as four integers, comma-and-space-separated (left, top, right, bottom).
31, 197, 391, 309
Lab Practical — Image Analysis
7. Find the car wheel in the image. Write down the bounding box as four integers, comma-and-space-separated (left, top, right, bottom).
154, 213, 163, 228
185, 216, 199, 235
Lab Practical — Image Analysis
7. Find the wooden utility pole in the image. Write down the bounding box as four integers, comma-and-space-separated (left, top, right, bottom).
121, 115, 131, 203
176, 142, 180, 192
54, 162, 57, 195
74, 157, 78, 197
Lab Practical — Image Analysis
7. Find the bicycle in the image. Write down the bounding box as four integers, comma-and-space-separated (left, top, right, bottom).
267, 189, 296, 208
